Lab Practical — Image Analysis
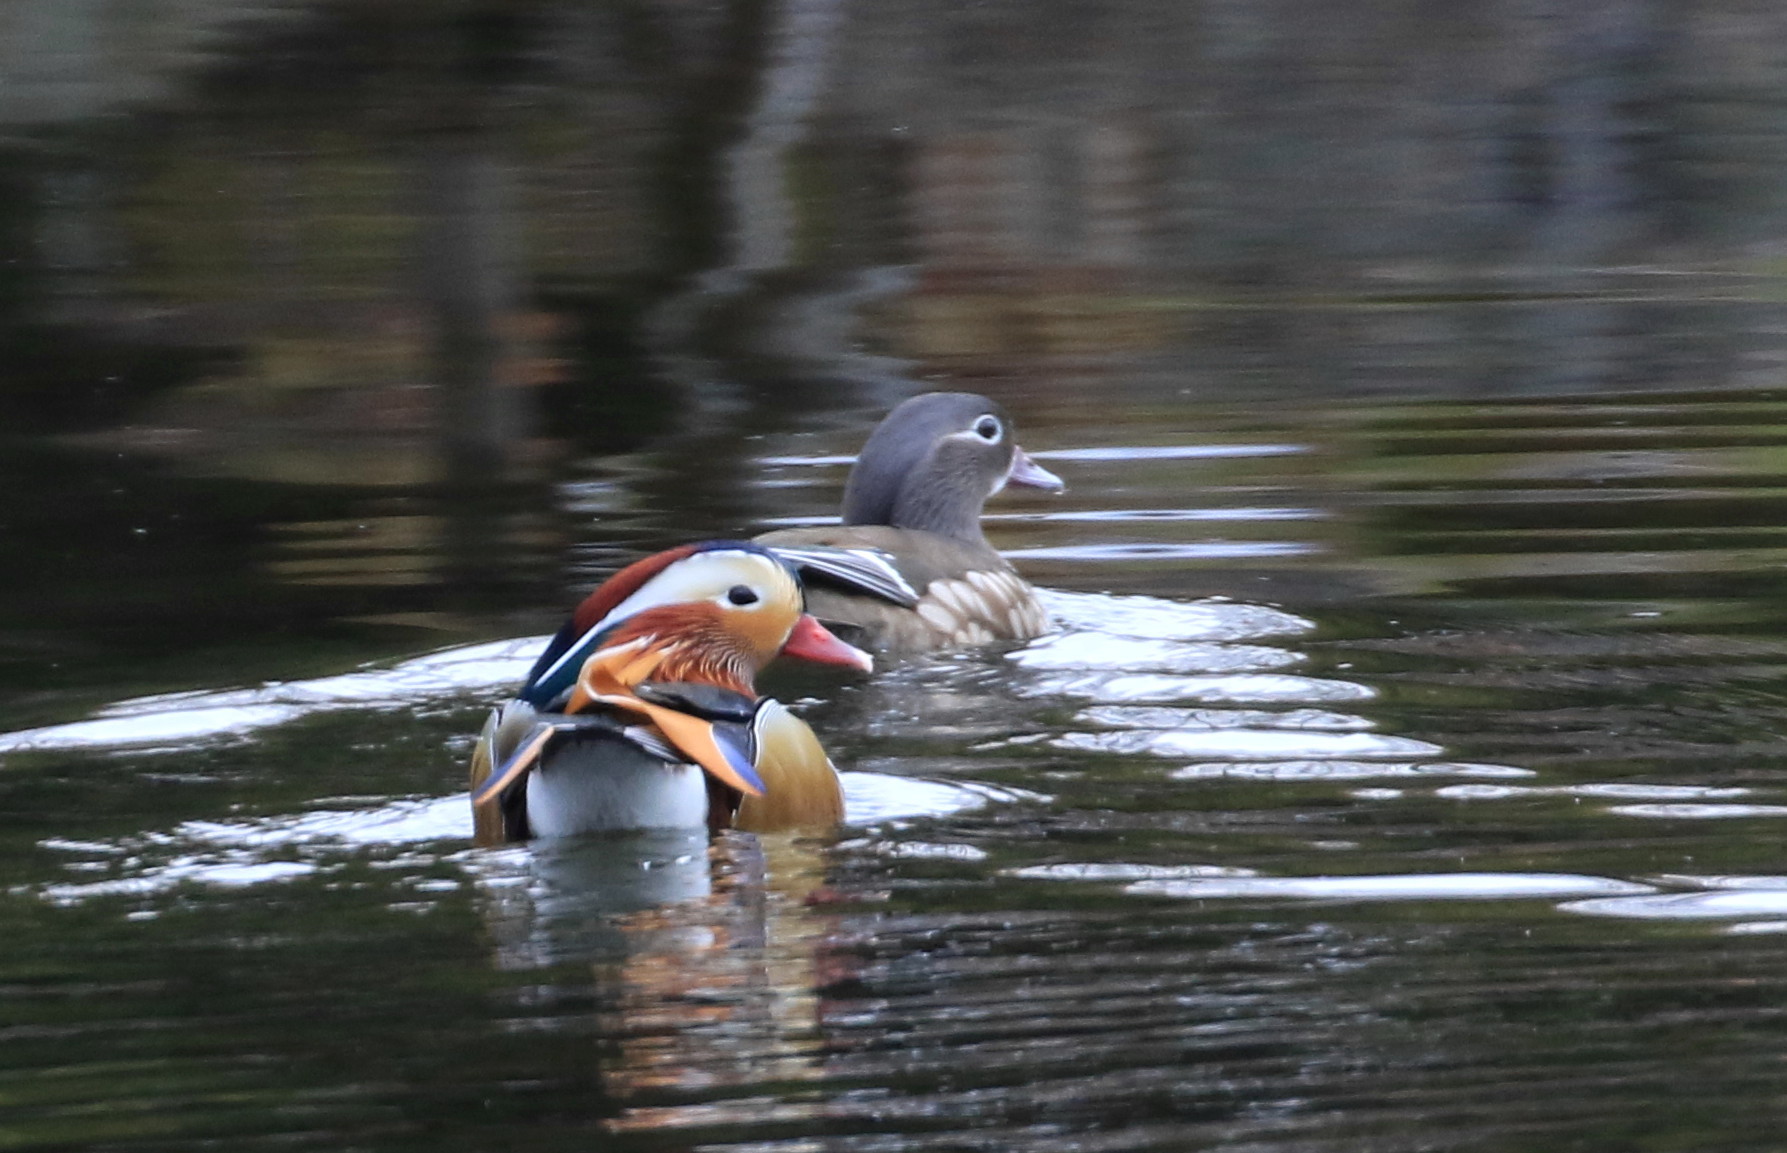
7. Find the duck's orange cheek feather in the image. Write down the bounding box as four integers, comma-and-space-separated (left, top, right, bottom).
632, 596, 799, 663
605, 603, 757, 688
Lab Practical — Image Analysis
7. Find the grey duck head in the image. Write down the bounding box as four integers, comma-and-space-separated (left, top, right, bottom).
840, 392, 1063, 544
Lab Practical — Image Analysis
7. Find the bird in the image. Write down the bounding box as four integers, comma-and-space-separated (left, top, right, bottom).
468, 541, 886, 843
755, 392, 1064, 652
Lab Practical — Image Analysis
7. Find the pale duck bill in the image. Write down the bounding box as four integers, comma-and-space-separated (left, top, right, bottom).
1006, 446, 1064, 492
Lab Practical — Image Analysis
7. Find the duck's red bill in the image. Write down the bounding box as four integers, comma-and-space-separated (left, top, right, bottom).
782, 614, 874, 672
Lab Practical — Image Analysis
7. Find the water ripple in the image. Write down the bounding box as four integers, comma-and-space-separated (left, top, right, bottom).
1607, 802, 1787, 819
1126, 872, 1655, 902
1005, 540, 1315, 561
1056, 729, 1441, 760
1074, 705, 1371, 731
1028, 444, 1308, 462
28, 772, 1036, 906
1437, 784, 1758, 804
1012, 633, 1303, 674
1565, 888, 1787, 920
1172, 759, 1534, 781
0, 638, 544, 753
1034, 589, 1313, 640
1007, 859, 1669, 903
1006, 862, 1259, 881
988, 506, 1324, 523
1021, 672, 1374, 704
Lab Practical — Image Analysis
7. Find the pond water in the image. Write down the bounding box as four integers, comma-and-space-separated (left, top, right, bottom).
11, 3, 1787, 1150
11, 392, 1787, 1151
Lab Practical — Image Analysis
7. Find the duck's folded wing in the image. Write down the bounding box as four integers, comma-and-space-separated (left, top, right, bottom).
762, 543, 921, 608
759, 526, 1004, 599
469, 699, 539, 797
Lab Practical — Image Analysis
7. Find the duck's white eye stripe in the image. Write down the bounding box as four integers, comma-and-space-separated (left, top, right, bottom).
973, 415, 1002, 442
589, 549, 788, 636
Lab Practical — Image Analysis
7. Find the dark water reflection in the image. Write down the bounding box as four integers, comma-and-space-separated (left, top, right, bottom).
13, 393, 1787, 1148
12, 3, 1787, 1151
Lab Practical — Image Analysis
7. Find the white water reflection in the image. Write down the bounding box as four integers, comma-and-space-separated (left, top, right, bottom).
1126, 872, 1655, 902
0, 589, 1331, 758
177, 795, 473, 847
1028, 444, 1307, 462
0, 637, 546, 753
1018, 590, 1425, 775
41, 858, 322, 904
995, 586, 1787, 923
1013, 634, 1303, 673
1004, 541, 1315, 561
1565, 886, 1787, 921
843, 840, 990, 861
1077, 706, 1370, 731
1008, 862, 1259, 881
844, 775, 1045, 825
1606, 802, 1787, 818
1009, 864, 1655, 902
1035, 588, 1312, 640
31, 771, 1029, 906
1058, 729, 1441, 760
1021, 672, 1373, 704
1173, 760, 1534, 782
0, 704, 316, 753
987, 506, 1323, 523
12, 580, 1665, 923
1436, 783, 1755, 803
1011, 591, 1369, 715
36, 795, 469, 905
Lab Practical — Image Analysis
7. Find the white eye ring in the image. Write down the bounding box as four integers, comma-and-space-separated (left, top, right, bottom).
972, 415, 1002, 442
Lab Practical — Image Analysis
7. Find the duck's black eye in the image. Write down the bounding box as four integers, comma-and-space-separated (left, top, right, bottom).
726, 585, 759, 606
973, 415, 1002, 442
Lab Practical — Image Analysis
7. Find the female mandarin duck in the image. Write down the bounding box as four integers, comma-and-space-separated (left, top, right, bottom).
756, 392, 1065, 652
469, 541, 897, 843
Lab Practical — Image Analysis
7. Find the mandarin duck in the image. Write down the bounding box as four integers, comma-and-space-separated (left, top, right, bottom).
469, 541, 897, 842
756, 392, 1064, 652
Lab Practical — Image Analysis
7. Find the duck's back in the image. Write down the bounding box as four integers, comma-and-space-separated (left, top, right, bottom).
757, 524, 1049, 651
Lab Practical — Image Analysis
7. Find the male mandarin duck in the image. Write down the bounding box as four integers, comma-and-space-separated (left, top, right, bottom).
756, 392, 1065, 652
469, 541, 901, 843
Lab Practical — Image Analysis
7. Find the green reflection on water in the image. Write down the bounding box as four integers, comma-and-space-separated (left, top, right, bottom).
11, 1, 1787, 1147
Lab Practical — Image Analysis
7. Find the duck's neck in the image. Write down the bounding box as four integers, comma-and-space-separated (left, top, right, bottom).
852, 468, 990, 546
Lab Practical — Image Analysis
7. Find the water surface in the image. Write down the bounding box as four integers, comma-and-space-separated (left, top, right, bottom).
11, 3, 1787, 1150
11, 394, 1787, 1151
